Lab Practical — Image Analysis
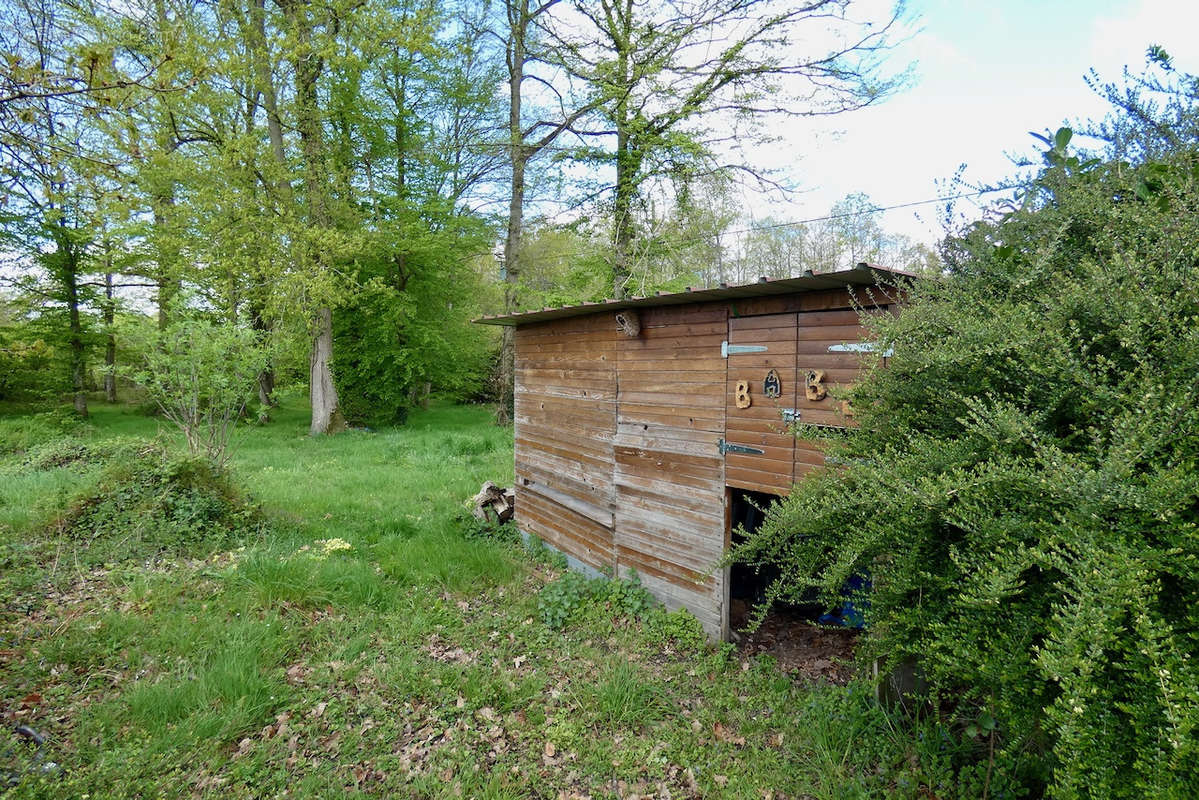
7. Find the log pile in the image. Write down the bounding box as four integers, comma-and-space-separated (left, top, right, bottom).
470, 481, 515, 524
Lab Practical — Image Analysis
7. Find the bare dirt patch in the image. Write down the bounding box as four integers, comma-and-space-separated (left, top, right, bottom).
731, 602, 858, 685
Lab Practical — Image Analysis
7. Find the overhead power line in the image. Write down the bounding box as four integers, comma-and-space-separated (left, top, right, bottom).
724, 185, 1021, 237
510, 183, 1024, 266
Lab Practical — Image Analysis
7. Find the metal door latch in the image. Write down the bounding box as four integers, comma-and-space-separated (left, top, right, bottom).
781, 408, 800, 423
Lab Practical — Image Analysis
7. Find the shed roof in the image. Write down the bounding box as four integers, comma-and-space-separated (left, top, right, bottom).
474, 263, 914, 326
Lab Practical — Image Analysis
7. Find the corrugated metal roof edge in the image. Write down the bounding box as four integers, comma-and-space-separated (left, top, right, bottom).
473, 263, 917, 326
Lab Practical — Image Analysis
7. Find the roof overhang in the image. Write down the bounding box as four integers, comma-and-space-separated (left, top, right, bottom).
473, 264, 916, 327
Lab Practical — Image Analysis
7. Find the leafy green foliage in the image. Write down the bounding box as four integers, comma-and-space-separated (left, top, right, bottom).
538, 568, 658, 630
127, 316, 268, 465
49, 444, 261, 565
0, 316, 72, 402
332, 218, 497, 427
643, 607, 710, 651
511, 224, 612, 310
458, 513, 519, 545
538, 569, 595, 630
734, 138, 1199, 794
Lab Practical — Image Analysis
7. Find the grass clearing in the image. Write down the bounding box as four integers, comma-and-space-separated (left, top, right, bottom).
2, 394, 969, 798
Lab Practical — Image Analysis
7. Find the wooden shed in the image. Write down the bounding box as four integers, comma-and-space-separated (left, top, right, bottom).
477, 265, 907, 640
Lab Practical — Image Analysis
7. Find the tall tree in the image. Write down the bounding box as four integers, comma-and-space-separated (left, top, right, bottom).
563, 0, 906, 297
275, 0, 346, 435
493, 0, 601, 423
0, 0, 109, 416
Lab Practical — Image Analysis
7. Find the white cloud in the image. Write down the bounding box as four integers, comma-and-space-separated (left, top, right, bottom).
736, 0, 1189, 250
1088, 0, 1199, 76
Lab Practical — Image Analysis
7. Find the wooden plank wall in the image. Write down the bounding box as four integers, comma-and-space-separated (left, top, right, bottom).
613, 305, 729, 639
514, 315, 617, 573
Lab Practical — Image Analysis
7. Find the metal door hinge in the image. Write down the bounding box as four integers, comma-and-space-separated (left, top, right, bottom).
828, 342, 894, 357
718, 439, 764, 456
721, 341, 768, 358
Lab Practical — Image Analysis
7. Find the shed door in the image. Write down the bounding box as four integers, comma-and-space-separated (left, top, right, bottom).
723, 313, 798, 495
793, 307, 880, 479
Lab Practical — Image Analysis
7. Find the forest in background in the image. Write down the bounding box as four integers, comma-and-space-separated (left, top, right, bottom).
0, 0, 926, 432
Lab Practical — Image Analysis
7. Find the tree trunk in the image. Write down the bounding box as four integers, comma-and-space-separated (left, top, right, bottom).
279, 0, 344, 435
309, 306, 345, 434
612, 134, 635, 299
103, 269, 117, 403
250, 0, 292, 203
244, 0, 286, 413
395, 66, 407, 195
495, 155, 524, 423
610, 4, 635, 300
249, 305, 276, 407
153, 192, 179, 330
152, 0, 180, 330
496, 0, 530, 425
258, 369, 276, 408
64, 246, 88, 418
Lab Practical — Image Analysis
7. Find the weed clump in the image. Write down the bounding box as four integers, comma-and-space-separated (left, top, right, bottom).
19, 436, 140, 471
538, 569, 657, 630
457, 513, 519, 545
0, 408, 89, 456
47, 444, 262, 565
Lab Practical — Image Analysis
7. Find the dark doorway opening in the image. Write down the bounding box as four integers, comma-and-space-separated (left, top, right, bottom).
728, 487, 783, 616
727, 487, 859, 683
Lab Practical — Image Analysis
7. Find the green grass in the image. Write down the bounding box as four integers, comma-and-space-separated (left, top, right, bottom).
0, 393, 970, 798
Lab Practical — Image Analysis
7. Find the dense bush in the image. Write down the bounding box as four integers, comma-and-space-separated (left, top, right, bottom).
49, 444, 262, 565
332, 218, 497, 427
734, 142, 1199, 796
0, 320, 70, 401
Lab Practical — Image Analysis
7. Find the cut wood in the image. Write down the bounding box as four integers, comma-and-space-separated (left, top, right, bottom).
470, 481, 515, 523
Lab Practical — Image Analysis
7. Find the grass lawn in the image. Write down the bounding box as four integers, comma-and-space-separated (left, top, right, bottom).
0, 396, 954, 799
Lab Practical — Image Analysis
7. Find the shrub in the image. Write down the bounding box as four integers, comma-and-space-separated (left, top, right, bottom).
538, 569, 658, 630
733, 143, 1199, 795
0, 319, 71, 402
49, 444, 262, 565
128, 317, 267, 466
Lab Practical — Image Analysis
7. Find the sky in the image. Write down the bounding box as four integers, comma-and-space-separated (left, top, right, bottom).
742, 0, 1199, 246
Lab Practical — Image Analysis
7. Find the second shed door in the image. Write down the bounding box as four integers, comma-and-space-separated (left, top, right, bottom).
724, 313, 798, 495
